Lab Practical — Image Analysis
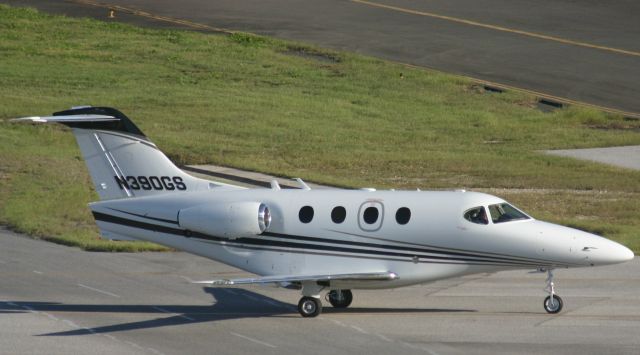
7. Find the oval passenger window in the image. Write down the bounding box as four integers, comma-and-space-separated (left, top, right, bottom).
363, 207, 379, 224
299, 206, 314, 223
395, 207, 411, 225
331, 206, 346, 224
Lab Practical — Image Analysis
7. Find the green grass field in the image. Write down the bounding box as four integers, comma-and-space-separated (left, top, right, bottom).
1, 5, 639, 252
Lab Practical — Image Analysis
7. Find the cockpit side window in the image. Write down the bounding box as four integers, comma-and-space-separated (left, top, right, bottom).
488, 203, 529, 224
463, 207, 488, 225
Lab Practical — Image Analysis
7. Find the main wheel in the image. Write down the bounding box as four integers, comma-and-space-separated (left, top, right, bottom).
543, 295, 563, 314
327, 290, 353, 308
298, 296, 322, 317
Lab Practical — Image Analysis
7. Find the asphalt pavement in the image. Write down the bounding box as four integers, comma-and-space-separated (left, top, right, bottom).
547, 146, 640, 171
1, 227, 639, 355
4, 0, 640, 115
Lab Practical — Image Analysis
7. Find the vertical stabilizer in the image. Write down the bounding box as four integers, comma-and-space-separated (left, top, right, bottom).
14, 106, 230, 200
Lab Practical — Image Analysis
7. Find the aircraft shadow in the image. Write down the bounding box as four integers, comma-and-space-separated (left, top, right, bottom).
322, 307, 474, 314
0, 288, 475, 336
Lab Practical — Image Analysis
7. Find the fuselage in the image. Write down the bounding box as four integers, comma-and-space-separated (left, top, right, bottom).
91, 188, 634, 289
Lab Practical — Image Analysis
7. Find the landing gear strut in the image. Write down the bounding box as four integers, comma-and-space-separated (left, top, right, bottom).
543, 269, 563, 314
327, 289, 353, 308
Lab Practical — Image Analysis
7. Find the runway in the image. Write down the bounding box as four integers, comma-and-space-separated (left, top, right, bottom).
4, 0, 640, 114
1, 227, 638, 355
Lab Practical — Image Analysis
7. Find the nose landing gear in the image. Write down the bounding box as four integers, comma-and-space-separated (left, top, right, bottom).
543, 269, 563, 314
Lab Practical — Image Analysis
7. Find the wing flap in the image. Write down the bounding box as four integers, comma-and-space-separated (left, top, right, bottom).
192, 271, 399, 286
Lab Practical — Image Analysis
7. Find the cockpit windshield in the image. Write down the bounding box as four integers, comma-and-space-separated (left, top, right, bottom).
463, 207, 488, 225
488, 203, 529, 224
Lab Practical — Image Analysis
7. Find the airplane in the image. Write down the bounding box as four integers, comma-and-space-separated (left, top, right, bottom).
13, 106, 634, 317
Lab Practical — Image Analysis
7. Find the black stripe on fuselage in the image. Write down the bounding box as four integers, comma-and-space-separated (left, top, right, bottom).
193, 239, 538, 267
91, 211, 567, 267
327, 228, 557, 264
107, 208, 179, 225
261, 231, 553, 265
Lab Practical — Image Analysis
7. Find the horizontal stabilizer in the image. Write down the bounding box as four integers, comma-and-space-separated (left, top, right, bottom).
191, 271, 399, 286
13, 106, 148, 138
11, 114, 118, 123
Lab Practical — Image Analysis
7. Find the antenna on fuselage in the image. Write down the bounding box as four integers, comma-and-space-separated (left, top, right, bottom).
270, 180, 281, 190
294, 178, 311, 190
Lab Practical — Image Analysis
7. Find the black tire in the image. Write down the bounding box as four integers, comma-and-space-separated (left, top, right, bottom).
298, 296, 322, 317
543, 295, 563, 314
327, 290, 353, 308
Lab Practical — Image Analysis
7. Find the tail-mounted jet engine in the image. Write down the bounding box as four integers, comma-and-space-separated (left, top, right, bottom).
178, 202, 271, 239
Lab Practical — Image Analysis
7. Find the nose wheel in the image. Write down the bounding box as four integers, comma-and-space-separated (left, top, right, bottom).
543, 269, 563, 314
544, 294, 563, 313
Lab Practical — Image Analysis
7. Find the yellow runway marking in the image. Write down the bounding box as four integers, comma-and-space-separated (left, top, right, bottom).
67, 0, 640, 118
351, 0, 640, 58
70, 0, 234, 34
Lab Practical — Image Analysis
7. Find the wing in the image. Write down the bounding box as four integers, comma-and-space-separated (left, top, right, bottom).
191, 271, 399, 286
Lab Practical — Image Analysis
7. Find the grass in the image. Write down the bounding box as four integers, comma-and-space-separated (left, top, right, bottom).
0, 6, 639, 252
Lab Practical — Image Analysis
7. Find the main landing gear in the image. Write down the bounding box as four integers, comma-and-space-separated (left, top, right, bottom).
543, 269, 563, 314
298, 296, 322, 317
326, 289, 353, 308
296, 283, 353, 317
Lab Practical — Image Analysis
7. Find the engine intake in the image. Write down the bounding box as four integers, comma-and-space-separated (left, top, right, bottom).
178, 202, 271, 239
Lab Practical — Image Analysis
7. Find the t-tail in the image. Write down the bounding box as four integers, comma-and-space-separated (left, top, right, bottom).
12, 106, 236, 200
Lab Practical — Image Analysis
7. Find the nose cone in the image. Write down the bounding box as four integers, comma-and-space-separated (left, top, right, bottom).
584, 238, 634, 266
531, 220, 634, 267
619, 245, 635, 262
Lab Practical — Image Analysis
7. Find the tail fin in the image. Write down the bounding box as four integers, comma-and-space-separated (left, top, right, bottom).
14, 106, 234, 200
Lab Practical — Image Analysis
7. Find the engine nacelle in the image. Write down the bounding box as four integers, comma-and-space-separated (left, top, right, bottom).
178, 202, 271, 239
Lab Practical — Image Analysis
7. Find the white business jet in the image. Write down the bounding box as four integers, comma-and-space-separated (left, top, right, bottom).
14, 107, 634, 317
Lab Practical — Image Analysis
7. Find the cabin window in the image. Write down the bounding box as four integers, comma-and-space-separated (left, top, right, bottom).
363, 206, 379, 224
395, 207, 411, 225
331, 206, 347, 224
358, 201, 384, 232
299, 206, 314, 223
464, 207, 488, 225
488, 203, 529, 224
